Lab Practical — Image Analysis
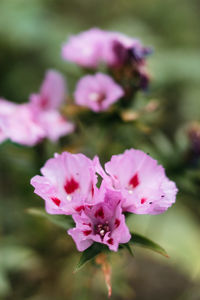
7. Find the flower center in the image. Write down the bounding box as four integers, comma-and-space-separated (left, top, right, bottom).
95, 221, 110, 238
89, 92, 99, 102
89, 92, 105, 104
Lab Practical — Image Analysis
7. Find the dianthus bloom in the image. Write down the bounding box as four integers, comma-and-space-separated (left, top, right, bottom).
30, 70, 74, 142
62, 28, 106, 68
31, 152, 100, 215
68, 189, 131, 251
74, 73, 124, 112
62, 28, 151, 91
31, 149, 177, 252
104, 149, 178, 214
101, 31, 151, 68
0, 99, 44, 146
62, 29, 150, 65
0, 70, 74, 146
0, 99, 16, 143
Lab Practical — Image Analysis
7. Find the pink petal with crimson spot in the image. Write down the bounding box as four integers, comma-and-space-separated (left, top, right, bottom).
95, 207, 104, 218
51, 197, 61, 206
141, 198, 146, 204
104, 148, 178, 215
64, 177, 79, 194
107, 238, 113, 245
75, 205, 85, 212
129, 173, 139, 188
83, 230, 92, 236
114, 219, 120, 228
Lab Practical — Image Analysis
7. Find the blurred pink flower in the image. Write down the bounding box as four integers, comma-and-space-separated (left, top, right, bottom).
30, 70, 74, 142
68, 189, 131, 251
30, 70, 67, 110
31, 151, 100, 215
0, 127, 6, 143
62, 28, 151, 68
35, 110, 74, 142
0, 70, 74, 146
74, 73, 124, 112
0, 98, 16, 143
104, 149, 178, 214
62, 28, 151, 91
0, 99, 45, 146
102, 31, 152, 67
62, 28, 107, 68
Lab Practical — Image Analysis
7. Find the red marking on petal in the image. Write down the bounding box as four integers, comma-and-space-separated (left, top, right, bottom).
141, 198, 146, 204
64, 177, 79, 194
107, 238, 113, 245
75, 205, 84, 212
83, 222, 92, 227
129, 173, 139, 188
87, 205, 92, 209
83, 230, 92, 236
40, 97, 49, 109
91, 184, 94, 197
115, 219, 120, 228
51, 197, 61, 206
95, 207, 104, 219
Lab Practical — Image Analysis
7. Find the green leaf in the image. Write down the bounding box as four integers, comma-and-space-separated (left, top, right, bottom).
75, 243, 108, 272
130, 233, 169, 258
27, 208, 74, 230
119, 243, 134, 256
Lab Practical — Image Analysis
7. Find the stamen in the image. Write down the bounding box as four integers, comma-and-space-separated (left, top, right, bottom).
89, 92, 100, 102
66, 195, 72, 201
100, 229, 105, 236
89, 92, 105, 105
95, 221, 110, 238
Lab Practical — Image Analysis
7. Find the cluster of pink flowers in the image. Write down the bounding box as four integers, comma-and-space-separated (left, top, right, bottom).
62, 28, 151, 69
0, 29, 152, 145
0, 70, 74, 146
62, 28, 151, 112
31, 149, 178, 252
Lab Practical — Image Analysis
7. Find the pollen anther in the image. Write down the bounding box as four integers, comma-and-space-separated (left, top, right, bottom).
66, 195, 72, 201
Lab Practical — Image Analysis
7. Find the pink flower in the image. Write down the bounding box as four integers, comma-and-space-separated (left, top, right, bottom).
68, 189, 131, 251
0, 98, 16, 143
30, 70, 67, 110
0, 70, 74, 146
0, 126, 6, 143
74, 73, 124, 112
62, 28, 151, 91
0, 99, 45, 146
31, 151, 100, 215
31, 149, 178, 252
62, 28, 107, 68
30, 70, 74, 141
62, 28, 151, 69
102, 31, 151, 67
102, 32, 152, 90
35, 110, 74, 142
104, 149, 178, 214
101, 32, 139, 66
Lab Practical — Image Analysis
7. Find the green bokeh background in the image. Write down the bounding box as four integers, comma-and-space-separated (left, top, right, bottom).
0, 0, 200, 299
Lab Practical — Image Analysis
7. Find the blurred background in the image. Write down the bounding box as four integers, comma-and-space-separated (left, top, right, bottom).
0, 0, 200, 299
